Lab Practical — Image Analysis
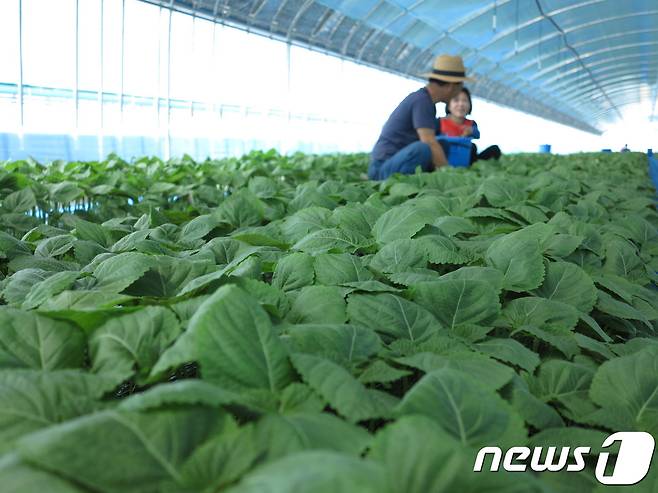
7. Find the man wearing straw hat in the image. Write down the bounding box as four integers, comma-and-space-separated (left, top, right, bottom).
368, 55, 474, 180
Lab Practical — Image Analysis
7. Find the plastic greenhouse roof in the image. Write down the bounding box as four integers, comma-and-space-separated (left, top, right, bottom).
143, 0, 658, 134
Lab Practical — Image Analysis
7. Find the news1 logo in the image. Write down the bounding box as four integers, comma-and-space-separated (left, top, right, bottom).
473, 432, 655, 485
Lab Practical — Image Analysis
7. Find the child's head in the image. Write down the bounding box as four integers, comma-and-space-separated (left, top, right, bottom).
446, 87, 473, 117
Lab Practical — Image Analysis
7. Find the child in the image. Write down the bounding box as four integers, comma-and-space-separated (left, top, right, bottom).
437, 87, 501, 164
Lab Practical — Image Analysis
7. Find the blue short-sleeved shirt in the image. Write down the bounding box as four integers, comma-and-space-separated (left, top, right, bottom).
371, 88, 437, 162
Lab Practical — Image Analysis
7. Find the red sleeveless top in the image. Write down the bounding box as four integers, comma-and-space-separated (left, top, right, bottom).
438, 117, 474, 137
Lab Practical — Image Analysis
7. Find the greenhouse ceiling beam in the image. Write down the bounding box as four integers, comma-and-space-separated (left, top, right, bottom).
355, 0, 423, 61
466, 57, 598, 125
588, 87, 650, 107
137, 0, 423, 88
472, 87, 600, 133
218, 0, 229, 19
557, 75, 658, 116
375, 30, 403, 66
492, 9, 658, 63
570, 27, 658, 52
520, 41, 658, 78
286, 0, 314, 39
530, 50, 658, 98
434, 0, 508, 35
308, 9, 335, 41
138, 0, 603, 134
249, 0, 269, 20
398, 0, 604, 57
498, 26, 658, 79
476, 67, 604, 123
590, 91, 652, 121
340, 1, 383, 56
527, 45, 658, 102
472, 0, 599, 57
531, 0, 621, 119
532, 63, 656, 111
510, 31, 658, 77
559, 76, 647, 106
544, 58, 658, 97
468, 76, 601, 134
395, 0, 594, 41
587, 90, 649, 115
400, 37, 441, 74
560, 85, 646, 113
270, 0, 292, 31
325, 10, 349, 41
538, 50, 658, 89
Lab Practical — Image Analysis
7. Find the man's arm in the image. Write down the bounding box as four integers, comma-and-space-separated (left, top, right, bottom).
417, 128, 448, 169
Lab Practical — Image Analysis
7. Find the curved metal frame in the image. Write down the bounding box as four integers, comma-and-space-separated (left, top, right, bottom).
308, 9, 338, 42
504, 50, 658, 109
539, 50, 658, 89
356, 1, 423, 60
510, 30, 658, 75
285, 0, 314, 39
494, 10, 658, 66
571, 27, 658, 51
523, 40, 658, 80
340, 0, 384, 56
137, 0, 658, 132
590, 87, 647, 106
493, 10, 658, 64
473, 0, 609, 56
528, 50, 658, 110
590, 89, 649, 119
324, 10, 348, 42
560, 86, 642, 115
544, 58, 658, 95
562, 77, 648, 104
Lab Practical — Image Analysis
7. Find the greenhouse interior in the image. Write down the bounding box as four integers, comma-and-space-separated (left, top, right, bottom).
0, 1, 657, 492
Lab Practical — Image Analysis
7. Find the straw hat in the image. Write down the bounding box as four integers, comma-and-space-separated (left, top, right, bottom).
422, 54, 474, 83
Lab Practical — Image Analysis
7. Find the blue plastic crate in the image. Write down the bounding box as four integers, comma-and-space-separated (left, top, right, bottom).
649, 154, 658, 192
437, 136, 472, 167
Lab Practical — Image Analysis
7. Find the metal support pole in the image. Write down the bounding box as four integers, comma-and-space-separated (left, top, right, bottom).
211, 5, 220, 158
99, 0, 104, 159
119, 0, 125, 152
286, 41, 291, 154
166, 4, 172, 160
74, 0, 79, 148
156, 5, 162, 151
191, 2, 197, 118
18, 0, 24, 143
286, 41, 291, 121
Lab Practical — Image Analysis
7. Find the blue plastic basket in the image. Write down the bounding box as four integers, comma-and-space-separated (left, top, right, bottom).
437, 136, 472, 167
539, 144, 552, 153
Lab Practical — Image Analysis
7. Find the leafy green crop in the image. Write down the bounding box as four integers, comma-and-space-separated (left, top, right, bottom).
0, 150, 657, 492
